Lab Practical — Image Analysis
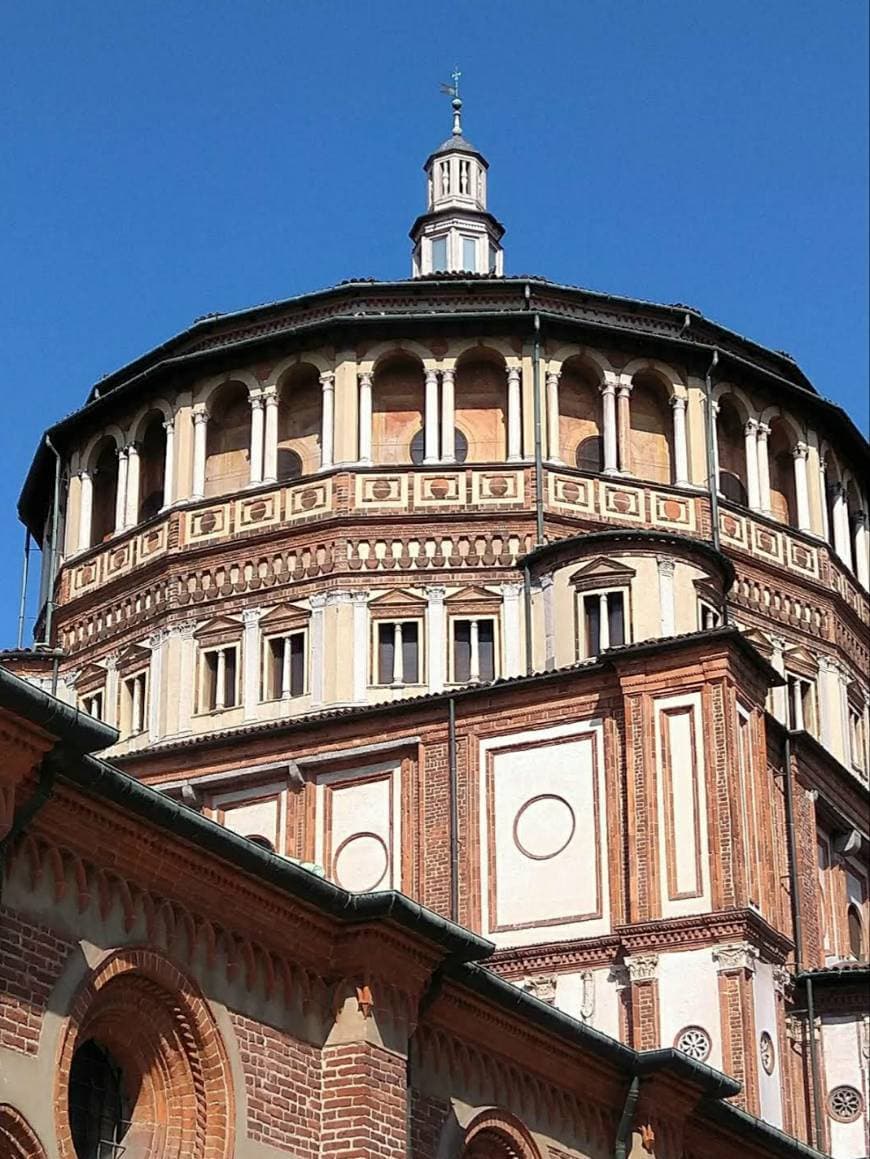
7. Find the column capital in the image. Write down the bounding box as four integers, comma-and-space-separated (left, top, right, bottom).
351, 590, 370, 606
792, 441, 810, 461
326, 589, 352, 606
319, 371, 335, 391
249, 392, 265, 411
545, 369, 561, 387
506, 365, 521, 384
262, 384, 279, 404
358, 371, 373, 388
656, 555, 676, 576
441, 367, 455, 384
744, 417, 759, 435
625, 954, 659, 983
423, 585, 446, 602
539, 572, 555, 591
310, 592, 329, 610
600, 375, 618, 396
162, 417, 175, 433
241, 607, 265, 626
146, 630, 167, 650
756, 421, 770, 439
424, 368, 439, 385
116, 445, 129, 460
616, 374, 633, 397
500, 581, 524, 598
76, 467, 91, 481
670, 393, 687, 411
712, 942, 758, 975
192, 403, 208, 424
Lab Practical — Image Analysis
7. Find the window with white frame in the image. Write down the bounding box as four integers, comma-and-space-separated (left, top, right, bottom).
786, 672, 817, 734
263, 631, 306, 701
461, 234, 477, 271
698, 599, 723, 630
199, 644, 239, 712
80, 688, 105, 721
848, 702, 866, 774
579, 589, 627, 658
120, 670, 148, 737
373, 620, 421, 686
431, 235, 448, 271
451, 617, 496, 683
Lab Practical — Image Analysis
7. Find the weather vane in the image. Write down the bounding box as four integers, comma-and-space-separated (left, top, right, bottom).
439, 67, 463, 136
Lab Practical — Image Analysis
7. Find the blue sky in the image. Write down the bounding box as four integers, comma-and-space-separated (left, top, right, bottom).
2, 0, 867, 644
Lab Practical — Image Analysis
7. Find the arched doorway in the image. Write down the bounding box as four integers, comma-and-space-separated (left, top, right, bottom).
372, 353, 424, 465
278, 363, 321, 479
89, 437, 119, 547
559, 357, 602, 471
0, 1105, 48, 1159
455, 349, 508, 463
629, 372, 673, 484
205, 382, 251, 497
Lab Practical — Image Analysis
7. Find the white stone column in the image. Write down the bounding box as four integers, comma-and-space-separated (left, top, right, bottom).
124, 444, 140, 528
242, 608, 263, 721
854, 511, 869, 590
769, 635, 787, 724
793, 442, 811, 534
501, 583, 523, 677
440, 370, 455, 462
147, 632, 165, 742
506, 366, 522, 462
598, 592, 610, 652
114, 447, 129, 533
249, 392, 265, 485
832, 484, 852, 569
263, 387, 279, 483
131, 674, 143, 733
215, 649, 227, 711
600, 378, 618, 473
358, 373, 373, 465
670, 396, 689, 486
352, 591, 369, 702
425, 586, 445, 692
192, 405, 208, 500
707, 398, 720, 491
424, 369, 440, 464
161, 420, 175, 509
469, 618, 481, 682
657, 557, 676, 637
104, 655, 119, 729
545, 370, 562, 463
616, 381, 632, 474
541, 574, 555, 671
819, 458, 831, 543
391, 622, 404, 685
78, 471, 93, 552
177, 623, 196, 734
310, 593, 327, 706
320, 373, 335, 470
817, 656, 841, 757
757, 423, 772, 514
744, 419, 761, 511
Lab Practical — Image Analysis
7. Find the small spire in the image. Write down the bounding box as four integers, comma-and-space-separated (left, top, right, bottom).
440, 67, 463, 136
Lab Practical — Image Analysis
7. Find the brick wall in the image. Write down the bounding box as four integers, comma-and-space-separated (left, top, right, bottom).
321, 1041, 407, 1159
230, 1012, 321, 1157
0, 906, 72, 1055
409, 1090, 451, 1159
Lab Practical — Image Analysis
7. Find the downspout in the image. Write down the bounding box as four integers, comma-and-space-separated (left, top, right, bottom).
16, 529, 31, 650
782, 730, 823, 1147
524, 284, 545, 547
613, 1074, 640, 1159
523, 561, 533, 675
42, 435, 63, 659
704, 349, 729, 624
448, 696, 459, 924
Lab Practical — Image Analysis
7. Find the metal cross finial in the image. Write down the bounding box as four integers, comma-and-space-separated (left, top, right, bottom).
451, 67, 461, 99
439, 67, 463, 135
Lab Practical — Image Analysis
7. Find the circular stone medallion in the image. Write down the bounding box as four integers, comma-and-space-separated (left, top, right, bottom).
333, 832, 390, 893
513, 795, 576, 861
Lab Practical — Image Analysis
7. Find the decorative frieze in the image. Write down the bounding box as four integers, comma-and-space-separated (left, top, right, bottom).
712, 942, 758, 975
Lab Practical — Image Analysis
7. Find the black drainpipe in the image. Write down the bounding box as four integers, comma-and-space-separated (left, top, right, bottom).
16, 528, 32, 650
782, 730, 823, 1148
42, 435, 63, 660
703, 350, 730, 625
448, 696, 459, 924
522, 561, 533, 676
524, 283, 545, 548
613, 1074, 640, 1159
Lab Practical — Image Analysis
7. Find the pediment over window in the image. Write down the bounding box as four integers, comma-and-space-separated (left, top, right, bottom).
569, 557, 636, 592
259, 603, 310, 634
116, 644, 150, 675
740, 627, 774, 659
445, 585, 501, 615
194, 616, 244, 646
76, 662, 107, 693
369, 588, 428, 620
784, 646, 818, 679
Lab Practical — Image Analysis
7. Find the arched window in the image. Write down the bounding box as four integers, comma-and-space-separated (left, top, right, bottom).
372, 354, 425, 465
410, 427, 468, 464
767, 418, 797, 527
90, 438, 119, 547
245, 834, 275, 852
630, 372, 673, 484
69, 1039, 129, 1159
559, 358, 602, 471
137, 412, 167, 522
462, 1110, 542, 1159
278, 363, 321, 478
848, 904, 864, 960
204, 382, 251, 497
717, 395, 748, 505
454, 350, 508, 463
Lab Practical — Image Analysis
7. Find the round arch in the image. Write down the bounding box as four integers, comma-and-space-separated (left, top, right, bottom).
461, 1109, 542, 1159
766, 416, 798, 527
454, 346, 508, 463
621, 357, 685, 395
446, 337, 516, 368
81, 424, 126, 474
269, 349, 333, 382
204, 381, 252, 497
546, 343, 614, 379
54, 948, 234, 1159
361, 340, 434, 374
276, 361, 322, 479
195, 370, 260, 412
0, 1105, 48, 1159
629, 368, 673, 484
558, 353, 603, 471
129, 398, 174, 444
716, 393, 749, 506
758, 406, 803, 446
372, 351, 425, 465
712, 383, 753, 424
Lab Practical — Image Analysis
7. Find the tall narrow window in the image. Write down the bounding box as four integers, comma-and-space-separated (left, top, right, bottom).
431, 235, 448, 271
201, 646, 239, 712
698, 600, 723, 630
264, 633, 305, 700
80, 690, 105, 721
121, 672, 148, 736
787, 673, 817, 734
375, 621, 419, 685
452, 619, 495, 683
581, 590, 626, 657
69, 1039, 129, 1159
462, 235, 477, 271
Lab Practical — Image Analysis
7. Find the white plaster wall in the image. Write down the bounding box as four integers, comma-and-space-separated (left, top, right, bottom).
657, 948, 722, 1069
479, 719, 609, 947
752, 959, 784, 1128
821, 1016, 870, 1159
314, 760, 402, 893
214, 788, 285, 852
554, 967, 622, 1041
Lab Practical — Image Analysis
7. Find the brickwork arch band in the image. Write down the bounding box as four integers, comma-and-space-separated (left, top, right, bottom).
0, 1105, 48, 1159
54, 948, 234, 1159
462, 1108, 543, 1159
